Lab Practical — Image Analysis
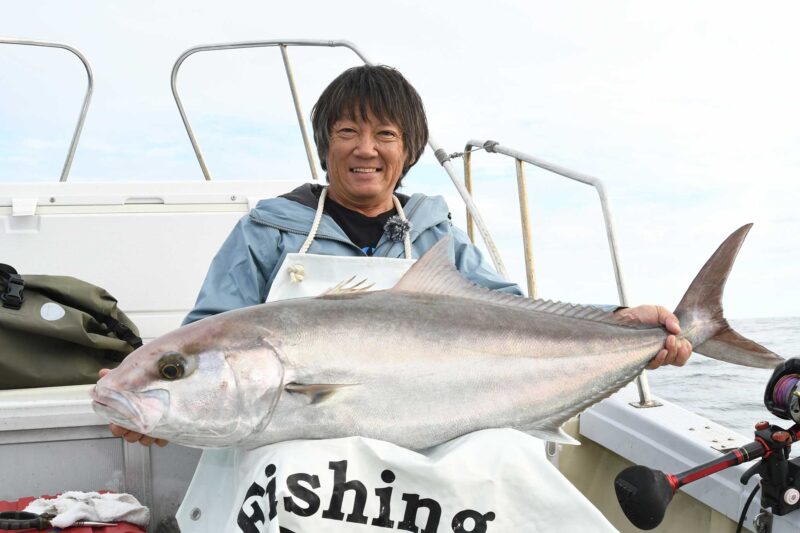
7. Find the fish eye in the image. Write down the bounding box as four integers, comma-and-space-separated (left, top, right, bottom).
160, 363, 183, 380
158, 352, 187, 381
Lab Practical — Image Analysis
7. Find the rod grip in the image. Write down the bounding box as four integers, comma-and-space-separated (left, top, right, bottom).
614, 465, 675, 530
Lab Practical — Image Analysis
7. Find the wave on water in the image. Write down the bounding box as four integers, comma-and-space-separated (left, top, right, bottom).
646, 316, 800, 438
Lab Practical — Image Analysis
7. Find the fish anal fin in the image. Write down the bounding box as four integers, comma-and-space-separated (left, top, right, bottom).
521, 425, 581, 446
284, 383, 355, 404
694, 326, 783, 369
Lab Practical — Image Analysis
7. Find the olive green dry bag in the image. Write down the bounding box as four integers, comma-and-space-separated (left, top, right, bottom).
0, 264, 142, 390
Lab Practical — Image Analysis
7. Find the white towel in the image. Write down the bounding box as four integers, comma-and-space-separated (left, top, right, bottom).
24, 491, 150, 528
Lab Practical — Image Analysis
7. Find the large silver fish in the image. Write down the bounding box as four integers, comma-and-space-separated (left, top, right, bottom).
91, 224, 782, 449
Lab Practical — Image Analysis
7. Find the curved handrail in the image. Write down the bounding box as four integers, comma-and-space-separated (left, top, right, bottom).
464, 139, 629, 303
431, 139, 509, 280
0, 38, 94, 182
279, 44, 319, 182
461, 139, 657, 406
170, 39, 372, 182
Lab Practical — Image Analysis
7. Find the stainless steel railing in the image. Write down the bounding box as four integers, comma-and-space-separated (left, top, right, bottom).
169, 39, 510, 277
170, 39, 373, 183
459, 139, 657, 407
0, 38, 93, 182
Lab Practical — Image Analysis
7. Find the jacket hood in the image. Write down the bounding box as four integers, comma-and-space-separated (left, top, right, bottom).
278, 182, 410, 210
249, 183, 451, 243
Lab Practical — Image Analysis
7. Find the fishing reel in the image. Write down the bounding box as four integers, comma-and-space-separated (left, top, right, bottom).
614, 358, 800, 532
764, 358, 800, 424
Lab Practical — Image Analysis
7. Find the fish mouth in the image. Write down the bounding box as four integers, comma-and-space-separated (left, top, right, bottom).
91, 385, 170, 434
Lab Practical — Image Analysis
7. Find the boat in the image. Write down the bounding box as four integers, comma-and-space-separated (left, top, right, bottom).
2, 38, 798, 532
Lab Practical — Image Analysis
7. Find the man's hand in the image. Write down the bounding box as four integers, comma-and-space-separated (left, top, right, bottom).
615, 305, 693, 369
98, 368, 168, 447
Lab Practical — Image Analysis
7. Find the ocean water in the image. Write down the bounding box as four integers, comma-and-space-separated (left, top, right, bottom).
647, 316, 800, 438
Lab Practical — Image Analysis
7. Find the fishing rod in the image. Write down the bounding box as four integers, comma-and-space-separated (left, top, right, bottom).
614, 358, 800, 532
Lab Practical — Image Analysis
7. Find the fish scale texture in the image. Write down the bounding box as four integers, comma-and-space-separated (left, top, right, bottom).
0, 497, 145, 533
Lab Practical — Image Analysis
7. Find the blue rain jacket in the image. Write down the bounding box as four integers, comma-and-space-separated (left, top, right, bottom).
184, 186, 523, 324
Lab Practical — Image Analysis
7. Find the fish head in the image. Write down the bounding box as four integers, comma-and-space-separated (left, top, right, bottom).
91, 314, 284, 447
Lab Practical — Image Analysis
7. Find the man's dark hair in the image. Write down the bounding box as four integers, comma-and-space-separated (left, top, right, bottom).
311, 65, 429, 187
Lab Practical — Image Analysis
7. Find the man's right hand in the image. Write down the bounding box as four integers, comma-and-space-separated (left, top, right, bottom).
98, 368, 168, 447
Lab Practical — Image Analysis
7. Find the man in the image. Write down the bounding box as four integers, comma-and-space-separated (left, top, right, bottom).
108, 64, 691, 447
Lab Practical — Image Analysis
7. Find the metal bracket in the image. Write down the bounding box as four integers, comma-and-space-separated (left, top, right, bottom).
629, 399, 663, 409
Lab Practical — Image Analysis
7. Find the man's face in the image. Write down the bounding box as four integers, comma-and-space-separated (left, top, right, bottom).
326, 110, 406, 210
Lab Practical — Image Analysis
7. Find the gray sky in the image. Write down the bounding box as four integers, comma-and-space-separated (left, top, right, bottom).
2, 1, 799, 318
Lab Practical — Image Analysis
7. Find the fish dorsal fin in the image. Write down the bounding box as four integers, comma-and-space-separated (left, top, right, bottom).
392, 236, 471, 295
392, 237, 631, 327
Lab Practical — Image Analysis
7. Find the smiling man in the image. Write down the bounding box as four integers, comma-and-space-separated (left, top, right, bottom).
181, 64, 524, 322
315, 75, 411, 215
108, 65, 691, 449
102, 65, 691, 532
323, 112, 404, 215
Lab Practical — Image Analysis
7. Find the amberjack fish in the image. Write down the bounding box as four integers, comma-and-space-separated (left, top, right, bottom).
91, 224, 782, 448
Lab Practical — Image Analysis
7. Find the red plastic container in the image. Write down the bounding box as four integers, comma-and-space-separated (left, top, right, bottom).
0, 496, 146, 533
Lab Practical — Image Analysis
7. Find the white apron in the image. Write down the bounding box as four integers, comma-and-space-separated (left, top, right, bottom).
267, 187, 416, 303
177, 188, 617, 533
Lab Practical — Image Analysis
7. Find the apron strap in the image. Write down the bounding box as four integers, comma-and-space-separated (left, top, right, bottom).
288, 188, 328, 282
296, 186, 412, 259
298, 186, 328, 254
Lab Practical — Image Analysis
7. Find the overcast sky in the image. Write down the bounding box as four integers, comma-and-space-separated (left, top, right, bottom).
2, 1, 798, 318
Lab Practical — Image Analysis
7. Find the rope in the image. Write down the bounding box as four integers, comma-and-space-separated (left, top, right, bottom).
288, 186, 328, 283
773, 374, 800, 411
299, 186, 327, 254
287, 264, 305, 283
290, 187, 410, 283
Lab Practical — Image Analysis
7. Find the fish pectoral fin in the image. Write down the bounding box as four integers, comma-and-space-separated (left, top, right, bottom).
284, 382, 355, 404
522, 426, 581, 446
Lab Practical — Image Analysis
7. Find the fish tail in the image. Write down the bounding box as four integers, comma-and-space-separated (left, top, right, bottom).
673, 224, 782, 369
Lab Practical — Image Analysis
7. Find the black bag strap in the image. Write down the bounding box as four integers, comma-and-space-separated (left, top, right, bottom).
0, 264, 25, 310
100, 314, 143, 349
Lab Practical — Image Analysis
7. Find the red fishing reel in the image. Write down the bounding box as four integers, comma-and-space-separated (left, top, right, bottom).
614, 358, 800, 531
